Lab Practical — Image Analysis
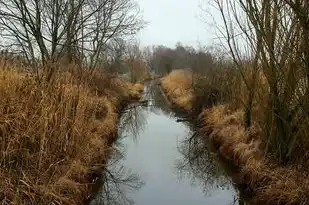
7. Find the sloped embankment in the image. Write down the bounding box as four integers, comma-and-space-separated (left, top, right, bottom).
199, 106, 309, 205
0, 68, 143, 205
160, 70, 309, 205
160, 69, 194, 111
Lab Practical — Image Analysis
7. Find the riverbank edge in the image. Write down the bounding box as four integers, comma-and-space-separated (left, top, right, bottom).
68, 83, 145, 204
160, 78, 308, 205
0, 68, 144, 205
84, 88, 144, 204
158, 80, 192, 118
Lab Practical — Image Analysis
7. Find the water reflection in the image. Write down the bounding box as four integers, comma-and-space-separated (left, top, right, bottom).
118, 102, 149, 142
90, 81, 252, 205
89, 143, 145, 205
176, 131, 249, 205
176, 131, 233, 192
147, 81, 175, 117
90, 98, 150, 205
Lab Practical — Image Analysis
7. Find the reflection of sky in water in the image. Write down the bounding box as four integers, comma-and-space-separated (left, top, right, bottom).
118, 111, 238, 205
90, 83, 243, 205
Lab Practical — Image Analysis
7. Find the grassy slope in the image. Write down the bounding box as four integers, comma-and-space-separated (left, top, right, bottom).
161, 69, 194, 111
199, 106, 308, 205
0, 67, 143, 205
161, 69, 309, 205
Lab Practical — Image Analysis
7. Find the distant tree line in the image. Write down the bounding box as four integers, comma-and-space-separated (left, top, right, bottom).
144, 42, 217, 76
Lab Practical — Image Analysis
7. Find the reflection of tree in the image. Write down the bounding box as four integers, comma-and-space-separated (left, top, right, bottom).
175, 131, 234, 195
89, 145, 144, 205
176, 132, 253, 205
148, 81, 175, 117
148, 81, 195, 122
118, 102, 149, 142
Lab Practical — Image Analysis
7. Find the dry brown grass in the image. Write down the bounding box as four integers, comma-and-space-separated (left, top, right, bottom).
0, 65, 142, 204
199, 105, 309, 205
133, 83, 144, 93
161, 69, 193, 111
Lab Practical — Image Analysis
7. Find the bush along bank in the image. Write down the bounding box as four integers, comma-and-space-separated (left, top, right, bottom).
0, 66, 143, 205
160, 69, 309, 205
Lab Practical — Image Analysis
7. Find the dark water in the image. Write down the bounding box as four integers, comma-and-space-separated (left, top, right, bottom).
90, 82, 247, 205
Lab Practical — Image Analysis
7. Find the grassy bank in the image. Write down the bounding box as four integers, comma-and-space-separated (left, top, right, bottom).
199, 106, 309, 205
161, 69, 309, 205
160, 69, 194, 111
0, 65, 143, 204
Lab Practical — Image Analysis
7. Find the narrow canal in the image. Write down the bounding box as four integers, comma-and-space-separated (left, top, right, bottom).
90, 82, 247, 205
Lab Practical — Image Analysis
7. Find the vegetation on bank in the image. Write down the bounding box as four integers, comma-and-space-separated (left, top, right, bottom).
161, 70, 193, 111
0, 60, 143, 204
161, 66, 309, 204
199, 106, 308, 205
0, 0, 148, 203
159, 1, 309, 203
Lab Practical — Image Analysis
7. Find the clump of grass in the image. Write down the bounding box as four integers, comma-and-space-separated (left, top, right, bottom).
0, 64, 141, 204
161, 69, 193, 111
199, 105, 309, 205
133, 83, 144, 93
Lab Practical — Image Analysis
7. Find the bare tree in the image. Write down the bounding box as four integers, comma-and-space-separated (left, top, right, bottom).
125, 41, 147, 83
205, 0, 309, 162
0, 0, 144, 70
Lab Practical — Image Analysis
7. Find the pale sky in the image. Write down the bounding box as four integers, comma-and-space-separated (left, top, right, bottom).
137, 0, 217, 48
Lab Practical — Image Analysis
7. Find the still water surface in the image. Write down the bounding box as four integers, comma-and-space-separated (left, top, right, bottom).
90, 82, 245, 205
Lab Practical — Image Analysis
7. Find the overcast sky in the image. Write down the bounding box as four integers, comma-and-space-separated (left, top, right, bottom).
136, 0, 217, 48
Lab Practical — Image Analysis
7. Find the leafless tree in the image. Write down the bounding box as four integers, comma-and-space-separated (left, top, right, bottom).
0, 0, 145, 70
205, 0, 309, 162
124, 41, 147, 83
